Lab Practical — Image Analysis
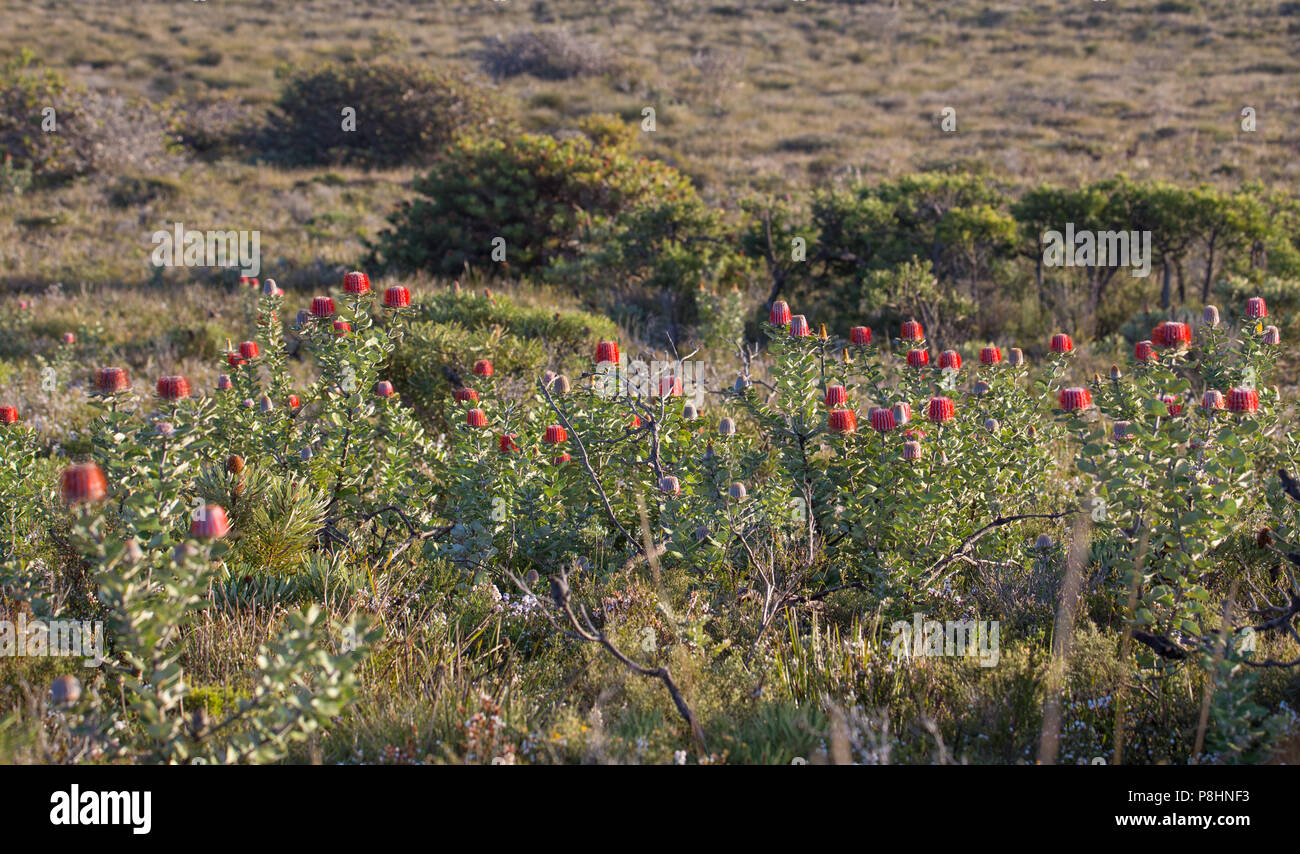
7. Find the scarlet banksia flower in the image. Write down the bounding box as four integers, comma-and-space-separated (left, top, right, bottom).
1203, 305, 1220, 326
259, 395, 275, 413
62, 332, 75, 345
1153, 321, 1190, 348
543, 424, 567, 444
979, 346, 1001, 365
789, 315, 811, 337
1160, 394, 1183, 416
343, 270, 371, 295
906, 348, 929, 368
60, 463, 107, 505
1058, 387, 1092, 411
892, 402, 912, 425
828, 408, 857, 434
824, 385, 848, 407
1050, 333, 1073, 354
226, 454, 245, 474
310, 296, 335, 317
1227, 387, 1259, 413
238, 340, 259, 360
1262, 325, 1281, 345
769, 300, 792, 327
473, 359, 494, 378
1008, 347, 1025, 366
900, 320, 923, 341
156, 375, 190, 400
288, 394, 301, 409
718, 416, 736, 436
870, 407, 896, 433
333, 320, 351, 336
498, 433, 521, 453
552, 453, 571, 465
374, 381, 395, 398
383, 286, 411, 308
95, 367, 130, 394
217, 374, 233, 391
1134, 340, 1156, 362
1201, 389, 1225, 410
466, 408, 487, 428
595, 340, 620, 363
553, 375, 571, 394
660, 475, 681, 495
227, 351, 245, 367
850, 326, 872, 345
938, 350, 961, 371
1247, 297, 1267, 318
454, 387, 479, 403
191, 505, 230, 539
683, 403, 698, 420
629, 414, 641, 428
903, 440, 922, 461
926, 396, 955, 423
729, 482, 747, 501
659, 375, 683, 396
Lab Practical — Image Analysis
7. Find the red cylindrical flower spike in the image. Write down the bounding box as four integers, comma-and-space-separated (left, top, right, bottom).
1154, 322, 1190, 348
60, 463, 107, 505
227, 351, 245, 367
1160, 394, 1183, 416
238, 340, 259, 360
938, 350, 961, 371
552, 453, 571, 465
216, 374, 233, 391
1058, 387, 1092, 411
333, 320, 352, 336
95, 367, 130, 395
789, 315, 811, 337
1247, 297, 1267, 318
374, 381, 395, 398
1134, 340, 1157, 363
900, 320, 924, 341
498, 433, 520, 453
343, 271, 371, 295
1227, 387, 1259, 413
1202, 389, 1225, 411
454, 387, 479, 403
906, 348, 929, 369
466, 408, 487, 428
288, 394, 301, 409
191, 504, 230, 539
824, 385, 848, 408
979, 346, 1001, 365
383, 286, 411, 308
926, 396, 955, 423
310, 296, 335, 317
544, 424, 568, 444
1262, 325, 1281, 345
769, 301, 792, 327
1008, 347, 1025, 366
903, 440, 922, 461
1203, 305, 1220, 327
1050, 333, 1073, 354
870, 407, 896, 433
659, 475, 682, 495
474, 359, 494, 378
828, 408, 857, 434
659, 376, 683, 396
850, 326, 872, 346
595, 340, 620, 363
157, 376, 190, 401
629, 414, 641, 429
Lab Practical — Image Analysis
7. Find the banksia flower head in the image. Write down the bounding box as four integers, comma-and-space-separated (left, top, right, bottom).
238, 340, 259, 360
62, 332, 75, 345
1203, 305, 1220, 327
938, 350, 962, 371
262, 278, 282, 297
191, 505, 230, 539
871, 407, 896, 433
1262, 325, 1281, 345
769, 300, 792, 327
1153, 321, 1190, 349
466, 408, 487, 428
789, 315, 811, 337
718, 417, 736, 436
217, 374, 234, 391
543, 424, 568, 444
226, 350, 245, 367
60, 463, 107, 505
1058, 387, 1093, 412
310, 296, 335, 318
824, 385, 848, 407
900, 320, 924, 341
973, 380, 991, 395
1035, 533, 1054, 550
343, 270, 371, 295
373, 381, 395, 398
1201, 390, 1225, 411
1134, 340, 1156, 363
828, 408, 857, 434
979, 346, 1001, 365
242, 398, 255, 409
850, 326, 872, 345
155, 421, 175, 437
95, 367, 130, 395
1050, 333, 1073, 354
50, 675, 81, 709
892, 402, 912, 425
1008, 347, 1025, 366
660, 475, 681, 495
553, 375, 571, 394
1112, 420, 1134, 442
156, 376, 190, 401
258, 395, 275, 413
1109, 365, 1122, 381
1227, 387, 1259, 413
818, 323, 829, 341
595, 340, 620, 364
1247, 297, 1267, 318
288, 394, 301, 409
454, 387, 479, 404
1161, 394, 1183, 416
659, 375, 683, 396
906, 348, 930, 369
473, 359, 494, 378
984, 417, 1000, 432
729, 482, 747, 501
296, 309, 311, 327
903, 440, 922, 462
498, 433, 521, 453
383, 286, 411, 308
226, 454, 245, 475
552, 453, 571, 465
333, 320, 351, 336
926, 396, 955, 423
682, 403, 698, 420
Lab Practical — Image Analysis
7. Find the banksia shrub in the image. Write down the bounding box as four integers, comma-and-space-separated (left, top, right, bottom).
906, 348, 929, 369
1201, 390, 1225, 411
383, 286, 411, 309
1058, 387, 1092, 411
1153, 321, 1190, 349
1134, 340, 1156, 363
659, 475, 681, 495
850, 326, 872, 346
543, 424, 568, 444
95, 367, 130, 395
454, 387, 479, 404
789, 315, 811, 338
474, 359, 494, 378
595, 340, 620, 363
828, 408, 857, 434
60, 463, 107, 505
1247, 297, 1267, 318
769, 300, 791, 327
824, 385, 848, 407
156, 376, 191, 401
902, 440, 922, 461
310, 296, 336, 318
938, 350, 961, 371
900, 320, 923, 341
1227, 387, 1259, 413
343, 270, 371, 295
374, 381, 395, 398
926, 396, 955, 423
979, 346, 1001, 365
1050, 333, 1073, 354
870, 407, 896, 433
466, 408, 488, 428
1161, 393, 1183, 416
191, 504, 230, 539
